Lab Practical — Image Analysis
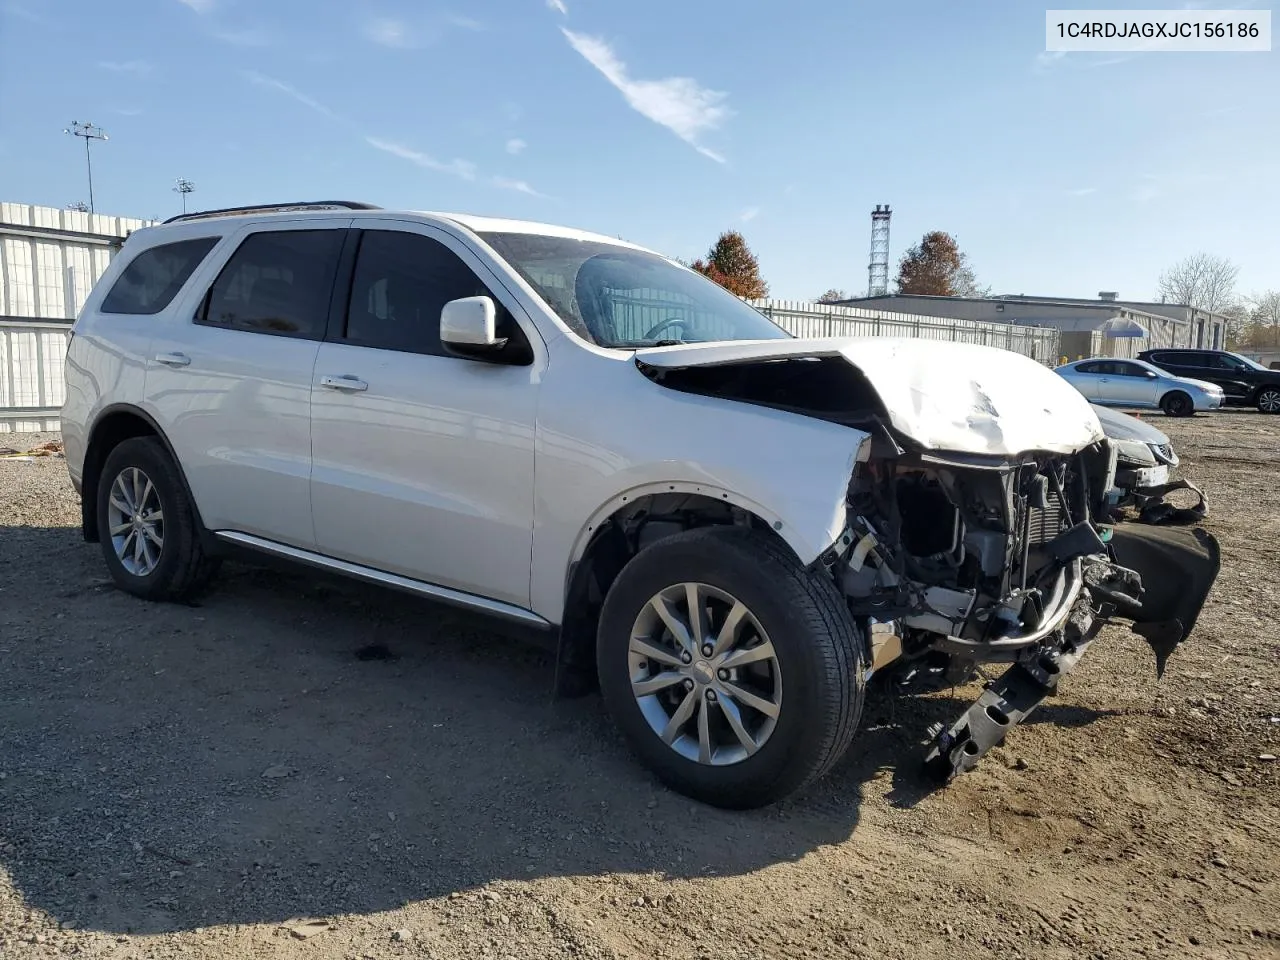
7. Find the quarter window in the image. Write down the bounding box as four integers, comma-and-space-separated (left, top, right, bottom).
198, 230, 344, 338
100, 237, 219, 315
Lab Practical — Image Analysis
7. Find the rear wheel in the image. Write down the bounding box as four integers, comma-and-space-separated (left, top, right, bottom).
1257, 388, 1280, 414
1160, 391, 1194, 417
95, 437, 219, 601
596, 526, 865, 809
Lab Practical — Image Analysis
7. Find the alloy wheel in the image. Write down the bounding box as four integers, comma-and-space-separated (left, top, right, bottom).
106, 466, 165, 577
1259, 389, 1280, 414
628, 582, 782, 766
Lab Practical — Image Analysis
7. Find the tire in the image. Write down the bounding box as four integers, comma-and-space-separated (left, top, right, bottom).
1160, 391, 1194, 417
95, 436, 219, 602
1257, 387, 1280, 414
596, 526, 865, 809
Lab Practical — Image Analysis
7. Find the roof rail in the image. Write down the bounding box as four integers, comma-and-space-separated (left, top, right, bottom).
161, 200, 382, 225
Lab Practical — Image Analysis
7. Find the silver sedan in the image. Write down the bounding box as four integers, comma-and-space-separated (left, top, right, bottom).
1054, 357, 1223, 417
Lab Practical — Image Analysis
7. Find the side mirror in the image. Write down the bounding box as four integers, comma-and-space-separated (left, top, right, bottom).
441, 296, 507, 360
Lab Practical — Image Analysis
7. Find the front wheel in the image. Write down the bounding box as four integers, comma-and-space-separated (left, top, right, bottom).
1257, 388, 1280, 414
596, 526, 865, 809
1160, 391, 1194, 417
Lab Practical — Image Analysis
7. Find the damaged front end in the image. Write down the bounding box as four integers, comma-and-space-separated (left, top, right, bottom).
827, 439, 1220, 783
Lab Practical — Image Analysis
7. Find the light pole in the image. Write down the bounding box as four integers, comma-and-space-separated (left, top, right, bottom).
63, 121, 108, 213
173, 178, 196, 214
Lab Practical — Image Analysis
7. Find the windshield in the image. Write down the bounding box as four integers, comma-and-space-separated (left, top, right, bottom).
479, 232, 792, 348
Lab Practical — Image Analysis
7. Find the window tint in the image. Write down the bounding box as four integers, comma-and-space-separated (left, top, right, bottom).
1210, 353, 1247, 371
1114, 362, 1146, 377
100, 237, 219, 315
344, 230, 521, 356
199, 230, 344, 338
1076, 361, 1103, 374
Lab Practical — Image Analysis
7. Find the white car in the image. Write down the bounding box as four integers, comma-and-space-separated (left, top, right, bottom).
60, 201, 1221, 807
1054, 357, 1223, 416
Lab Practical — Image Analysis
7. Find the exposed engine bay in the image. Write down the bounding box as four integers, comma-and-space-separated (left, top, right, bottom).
638, 349, 1223, 782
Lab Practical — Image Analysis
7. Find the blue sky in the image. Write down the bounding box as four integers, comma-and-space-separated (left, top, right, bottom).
1, 1, 1277, 301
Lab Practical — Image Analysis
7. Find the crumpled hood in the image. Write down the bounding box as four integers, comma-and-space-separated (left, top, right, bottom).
634, 336, 1105, 457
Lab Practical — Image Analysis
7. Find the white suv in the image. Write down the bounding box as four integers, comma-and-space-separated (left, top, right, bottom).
62, 201, 1220, 808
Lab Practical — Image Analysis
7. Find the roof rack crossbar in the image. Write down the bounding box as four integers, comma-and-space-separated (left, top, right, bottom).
162, 201, 382, 224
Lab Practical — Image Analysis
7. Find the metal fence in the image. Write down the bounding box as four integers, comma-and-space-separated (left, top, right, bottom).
747, 299, 1061, 364
0, 321, 71, 432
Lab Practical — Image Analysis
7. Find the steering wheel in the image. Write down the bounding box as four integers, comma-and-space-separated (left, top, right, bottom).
643, 316, 692, 341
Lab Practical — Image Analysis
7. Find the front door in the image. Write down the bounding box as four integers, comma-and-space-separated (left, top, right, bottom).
145, 221, 349, 546
309, 224, 542, 609
1108, 361, 1160, 406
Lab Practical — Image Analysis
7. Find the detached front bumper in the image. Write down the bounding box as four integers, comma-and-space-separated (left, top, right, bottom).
922, 523, 1221, 783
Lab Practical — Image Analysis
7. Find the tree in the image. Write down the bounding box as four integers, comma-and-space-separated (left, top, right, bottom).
895, 231, 985, 297
1239, 290, 1280, 348
816, 288, 848, 304
691, 230, 769, 299
1155, 253, 1239, 314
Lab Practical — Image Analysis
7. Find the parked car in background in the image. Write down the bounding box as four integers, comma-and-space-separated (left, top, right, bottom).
1054, 357, 1223, 417
1137, 348, 1280, 413
1092, 403, 1209, 525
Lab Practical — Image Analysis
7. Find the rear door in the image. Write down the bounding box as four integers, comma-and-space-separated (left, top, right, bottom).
308, 222, 542, 608
145, 220, 350, 547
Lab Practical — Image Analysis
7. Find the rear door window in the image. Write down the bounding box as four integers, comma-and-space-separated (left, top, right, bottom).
100, 237, 219, 315
198, 229, 345, 339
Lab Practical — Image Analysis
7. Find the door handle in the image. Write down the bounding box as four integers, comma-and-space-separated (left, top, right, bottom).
154, 352, 191, 367
319, 375, 369, 392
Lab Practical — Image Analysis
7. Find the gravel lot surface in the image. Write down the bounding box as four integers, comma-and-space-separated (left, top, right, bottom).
1, 414, 1277, 960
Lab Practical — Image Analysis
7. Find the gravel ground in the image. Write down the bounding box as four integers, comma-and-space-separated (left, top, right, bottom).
1, 414, 1277, 960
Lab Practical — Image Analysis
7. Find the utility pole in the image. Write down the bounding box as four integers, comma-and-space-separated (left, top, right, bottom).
64, 121, 108, 213
173, 178, 196, 214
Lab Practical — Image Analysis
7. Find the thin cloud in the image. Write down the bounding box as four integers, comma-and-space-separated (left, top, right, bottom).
176, 0, 213, 12
243, 70, 339, 120
505, 138, 527, 155
4, 3, 48, 23
364, 17, 415, 47
98, 60, 152, 75
365, 137, 478, 181
447, 13, 484, 30
213, 27, 270, 46
1068, 187, 1098, 197
740, 207, 760, 222
547, 0, 568, 13
491, 176, 549, 198
561, 29, 729, 162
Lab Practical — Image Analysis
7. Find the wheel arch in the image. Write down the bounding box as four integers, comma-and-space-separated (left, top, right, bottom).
553, 482, 844, 699
80, 404, 205, 544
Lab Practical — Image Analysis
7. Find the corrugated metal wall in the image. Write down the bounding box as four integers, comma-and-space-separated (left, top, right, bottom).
0, 202, 153, 431
0, 201, 151, 321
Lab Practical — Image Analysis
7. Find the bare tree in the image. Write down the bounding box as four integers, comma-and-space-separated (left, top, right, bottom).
1245, 289, 1280, 348
816, 288, 848, 304
1156, 253, 1239, 313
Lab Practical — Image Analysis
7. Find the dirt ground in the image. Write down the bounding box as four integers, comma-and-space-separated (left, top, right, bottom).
1, 411, 1277, 960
